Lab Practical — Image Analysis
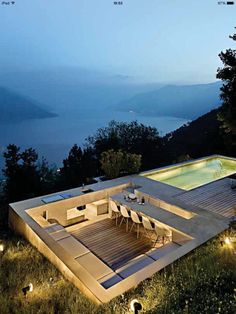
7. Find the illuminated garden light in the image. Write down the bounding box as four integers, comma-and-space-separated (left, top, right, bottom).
225, 237, 230, 245
22, 283, 33, 296
0, 244, 4, 252
130, 299, 142, 313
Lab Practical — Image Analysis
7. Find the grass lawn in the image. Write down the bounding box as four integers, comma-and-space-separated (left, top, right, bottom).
0, 226, 235, 314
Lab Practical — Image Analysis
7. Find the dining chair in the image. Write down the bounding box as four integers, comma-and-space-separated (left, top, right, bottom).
119, 205, 130, 232
142, 216, 155, 240
110, 200, 121, 226
154, 225, 166, 246
164, 228, 172, 243
130, 210, 142, 238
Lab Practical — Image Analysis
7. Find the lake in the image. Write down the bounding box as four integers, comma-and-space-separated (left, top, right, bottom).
0, 108, 188, 170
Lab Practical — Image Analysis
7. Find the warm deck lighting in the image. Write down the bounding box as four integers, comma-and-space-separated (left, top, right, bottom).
22, 283, 33, 296
0, 244, 4, 252
130, 299, 142, 313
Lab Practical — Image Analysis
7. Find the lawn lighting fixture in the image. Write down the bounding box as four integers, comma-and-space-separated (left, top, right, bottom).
22, 283, 33, 296
225, 237, 230, 245
130, 299, 142, 313
0, 244, 4, 252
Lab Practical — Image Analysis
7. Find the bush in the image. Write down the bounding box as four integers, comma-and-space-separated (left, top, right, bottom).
100, 149, 141, 179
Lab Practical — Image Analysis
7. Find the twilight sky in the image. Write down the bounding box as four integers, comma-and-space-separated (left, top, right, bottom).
0, 0, 235, 83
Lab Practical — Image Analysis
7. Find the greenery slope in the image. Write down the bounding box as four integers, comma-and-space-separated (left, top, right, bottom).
161, 109, 227, 165
0, 227, 235, 314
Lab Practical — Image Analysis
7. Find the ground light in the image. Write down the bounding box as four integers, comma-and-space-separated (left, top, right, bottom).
0, 244, 4, 252
22, 283, 33, 296
224, 237, 231, 245
130, 299, 142, 313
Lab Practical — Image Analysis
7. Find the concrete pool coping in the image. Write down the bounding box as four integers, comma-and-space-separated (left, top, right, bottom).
140, 154, 236, 177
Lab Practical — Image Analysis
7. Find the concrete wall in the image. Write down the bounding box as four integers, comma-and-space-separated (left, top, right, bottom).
8, 207, 107, 304
135, 190, 194, 219
27, 183, 129, 226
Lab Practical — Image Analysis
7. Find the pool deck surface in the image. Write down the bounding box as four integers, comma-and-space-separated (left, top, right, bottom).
176, 178, 236, 218
8, 155, 235, 303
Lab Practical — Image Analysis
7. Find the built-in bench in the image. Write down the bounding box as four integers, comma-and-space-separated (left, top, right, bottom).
63, 208, 85, 226
75, 252, 113, 280
86, 199, 108, 215
57, 235, 89, 258
115, 254, 154, 279
33, 214, 51, 227
50, 229, 70, 241
44, 223, 64, 233
98, 272, 123, 289
146, 242, 180, 261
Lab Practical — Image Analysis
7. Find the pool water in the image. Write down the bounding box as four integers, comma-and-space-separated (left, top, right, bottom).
143, 157, 236, 190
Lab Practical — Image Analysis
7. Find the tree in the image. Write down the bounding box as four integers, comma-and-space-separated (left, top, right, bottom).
59, 144, 97, 189
87, 120, 162, 170
125, 152, 142, 174
100, 149, 141, 179
2, 144, 56, 203
100, 149, 124, 179
216, 29, 236, 155
38, 158, 58, 195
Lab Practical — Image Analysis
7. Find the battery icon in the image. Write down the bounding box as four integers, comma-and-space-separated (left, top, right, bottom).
227, 1, 234, 4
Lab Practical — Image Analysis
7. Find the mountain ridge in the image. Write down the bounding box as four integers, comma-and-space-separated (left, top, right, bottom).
0, 87, 57, 124
115, 81, 222, 119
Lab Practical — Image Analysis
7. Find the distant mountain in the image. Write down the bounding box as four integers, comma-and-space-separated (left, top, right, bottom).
116, 82, 222, 119
0, 68, 163, 111
0, 87, 57, 123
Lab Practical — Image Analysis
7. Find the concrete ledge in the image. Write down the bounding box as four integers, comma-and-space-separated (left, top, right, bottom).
50, 229, 70, 241
57, 236, 89, 258
75, 253, 113, 280
44, 223, 64, 233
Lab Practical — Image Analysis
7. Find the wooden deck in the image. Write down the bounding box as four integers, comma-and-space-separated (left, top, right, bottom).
176, 178, 236, 218
71, 218, 153, 270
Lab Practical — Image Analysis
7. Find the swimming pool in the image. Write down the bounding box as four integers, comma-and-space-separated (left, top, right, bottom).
142, 156, 236, 191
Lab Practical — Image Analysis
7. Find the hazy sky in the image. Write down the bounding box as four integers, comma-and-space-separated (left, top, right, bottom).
0, 0, 236, 83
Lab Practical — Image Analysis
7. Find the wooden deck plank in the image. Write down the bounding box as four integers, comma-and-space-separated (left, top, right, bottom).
71, 218, 153, 269
177, 178, 236, 218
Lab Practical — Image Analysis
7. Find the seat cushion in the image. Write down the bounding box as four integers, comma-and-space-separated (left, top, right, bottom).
75, 253, 113, 280
115, 254, 154, 279
98, 272, 123, 289
146, 242, 180, 261
57, 236, 89, 258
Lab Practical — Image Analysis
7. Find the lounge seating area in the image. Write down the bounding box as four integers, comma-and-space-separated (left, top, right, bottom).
26, 190, 190, 286
35, 191, 182, 289
41, 218, 179, 289
70, 217, 181, 283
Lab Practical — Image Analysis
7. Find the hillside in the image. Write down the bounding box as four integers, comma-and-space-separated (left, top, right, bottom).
0, 87, 57, 123
161, 109, 225, 164
116, 82, 221, 119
